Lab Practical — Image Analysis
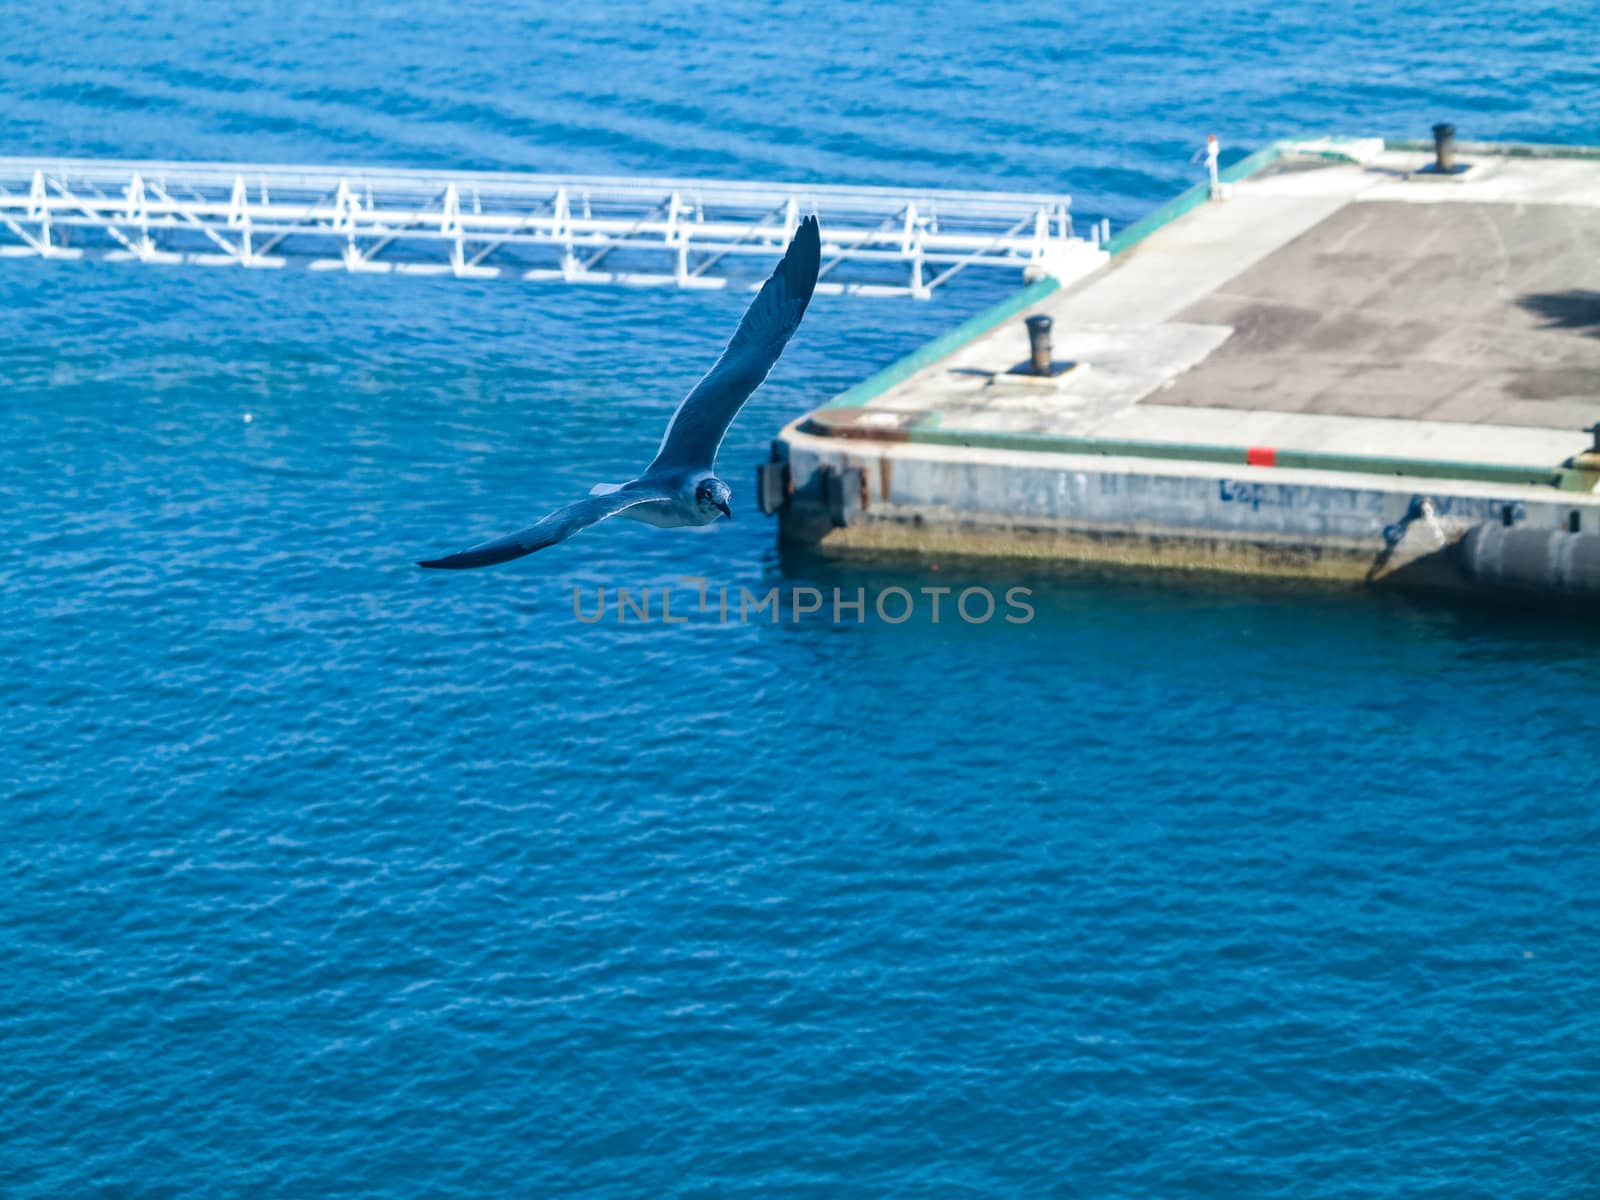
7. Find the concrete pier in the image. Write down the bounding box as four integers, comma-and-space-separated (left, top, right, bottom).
769, 138, 1600, 598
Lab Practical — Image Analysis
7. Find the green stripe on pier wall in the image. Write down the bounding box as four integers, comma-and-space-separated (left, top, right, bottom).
802, 415, 1566, 489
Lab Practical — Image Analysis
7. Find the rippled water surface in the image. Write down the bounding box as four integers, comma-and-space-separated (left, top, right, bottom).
4, 3, 1599, 1196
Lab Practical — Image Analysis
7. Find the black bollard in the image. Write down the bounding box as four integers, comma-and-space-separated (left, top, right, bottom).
1024, 314, 1053, 375
1432, 123, 1457, 173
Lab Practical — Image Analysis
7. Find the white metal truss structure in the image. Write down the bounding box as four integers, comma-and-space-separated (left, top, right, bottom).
0, 157, 1106, 299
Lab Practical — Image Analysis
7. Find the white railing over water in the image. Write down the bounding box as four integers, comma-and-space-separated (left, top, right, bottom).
0, 157, 1107, 299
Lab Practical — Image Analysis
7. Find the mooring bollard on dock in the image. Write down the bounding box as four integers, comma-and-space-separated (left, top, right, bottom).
1024, 314, 1053, 376
1432, 122, 1457, 173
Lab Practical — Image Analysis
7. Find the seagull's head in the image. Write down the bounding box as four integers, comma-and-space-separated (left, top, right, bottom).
694, 477, 733, 522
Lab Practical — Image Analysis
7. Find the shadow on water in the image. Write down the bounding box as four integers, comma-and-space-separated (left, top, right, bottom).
1516, 289, 1600, 336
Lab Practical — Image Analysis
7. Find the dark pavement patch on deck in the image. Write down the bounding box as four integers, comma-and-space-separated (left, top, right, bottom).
1158, 200, 1600, 431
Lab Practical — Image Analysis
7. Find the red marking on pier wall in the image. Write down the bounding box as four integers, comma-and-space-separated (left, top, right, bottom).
1246, 446, 1278, 467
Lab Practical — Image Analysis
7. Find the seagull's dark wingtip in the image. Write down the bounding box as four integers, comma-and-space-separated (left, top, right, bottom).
417, 550, 505, 570
797, 214, 820, 255
785, 213, 822, 311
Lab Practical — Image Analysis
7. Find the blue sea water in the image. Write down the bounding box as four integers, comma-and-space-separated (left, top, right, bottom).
3, 2, 1599, 1196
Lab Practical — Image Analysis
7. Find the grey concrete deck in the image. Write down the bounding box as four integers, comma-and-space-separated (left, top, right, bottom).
826, 146, 1600, 471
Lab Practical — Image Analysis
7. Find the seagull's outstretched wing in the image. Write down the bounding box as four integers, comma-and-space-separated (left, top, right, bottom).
417, 488, 668, 569
648, 214, 821, 473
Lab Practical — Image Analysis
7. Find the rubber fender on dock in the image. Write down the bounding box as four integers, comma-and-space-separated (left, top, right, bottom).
1458, 523, 1600, 598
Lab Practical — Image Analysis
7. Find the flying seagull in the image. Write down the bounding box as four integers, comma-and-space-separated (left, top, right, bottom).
418, 215, 821, 569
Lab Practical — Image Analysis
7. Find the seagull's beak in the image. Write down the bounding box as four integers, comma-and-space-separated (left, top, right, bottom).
716, 498, 732, 521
